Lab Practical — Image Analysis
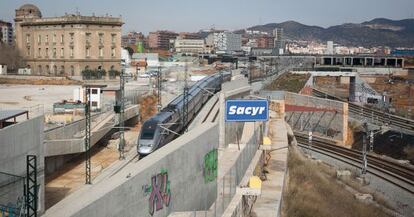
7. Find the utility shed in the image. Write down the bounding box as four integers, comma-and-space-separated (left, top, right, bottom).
0, 110, 29, 129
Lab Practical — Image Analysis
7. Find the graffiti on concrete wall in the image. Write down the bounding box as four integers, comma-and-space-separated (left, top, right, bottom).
142, 168, 171, 216
203, 149, 218, 183
0, 197, 24, 217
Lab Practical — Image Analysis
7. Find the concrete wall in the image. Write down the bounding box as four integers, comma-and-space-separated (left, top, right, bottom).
284, 92, 348, 143
44, 122, 220, 217
44, 105, 139, 156
259, 91, 348, 144
0, 116, 45, 214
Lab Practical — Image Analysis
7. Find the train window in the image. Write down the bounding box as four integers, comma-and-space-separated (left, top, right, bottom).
141, 130, 154, 139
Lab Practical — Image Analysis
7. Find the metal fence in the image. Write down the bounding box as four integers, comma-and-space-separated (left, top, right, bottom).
188, 123, 262, 217
0, 172, 25, 217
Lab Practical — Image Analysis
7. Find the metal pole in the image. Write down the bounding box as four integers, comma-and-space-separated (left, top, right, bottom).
119, 64, 126, 160
362, 123, 368, 175
85, 86, 92, 184
157, 66, 162, 112
308, 131, 312, 157
369, 130, 374, 152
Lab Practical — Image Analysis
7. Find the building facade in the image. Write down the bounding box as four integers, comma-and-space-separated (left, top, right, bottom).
173, 38, 205, 54
148, 31, 178, 50
14, 4, 123, 77
273, 28, 284, 54
207, 32, 242, 52
0, 20, 13, 45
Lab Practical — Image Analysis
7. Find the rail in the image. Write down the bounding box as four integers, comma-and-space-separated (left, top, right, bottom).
294, 132, 414, 194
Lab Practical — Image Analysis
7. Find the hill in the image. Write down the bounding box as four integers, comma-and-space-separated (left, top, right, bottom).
243, 18, 414, 48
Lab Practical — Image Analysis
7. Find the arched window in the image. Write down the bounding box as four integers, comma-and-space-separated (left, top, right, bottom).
38, 65, 42, 75
85, 65, 89, 70
46, 65, 50, 74
110, 65, 115, 70
53, 65, 57, 75
70, 65, 75, 76
60, 65, 65, 75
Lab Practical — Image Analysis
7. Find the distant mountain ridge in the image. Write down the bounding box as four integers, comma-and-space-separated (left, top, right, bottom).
241, 18, 414, 48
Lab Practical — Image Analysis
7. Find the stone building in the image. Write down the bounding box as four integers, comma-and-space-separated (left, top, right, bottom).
14, 4, 123, 77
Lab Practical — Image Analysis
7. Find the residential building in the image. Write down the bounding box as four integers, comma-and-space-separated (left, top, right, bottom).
273, 28, 284, 54
0, 20, 13, 45
326, 41, 334, 54
206, 32, 241, 52
121, 31, 147, 52
148, 31, 178, 50
14, 4, 123, 77
257, 35, 274, 48
173, 38, 205, 54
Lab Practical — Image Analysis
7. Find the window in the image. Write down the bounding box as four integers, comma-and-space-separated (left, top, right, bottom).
38, 65, 42, 74
99, 47, 103, 57
45, 48, 49, 56
70, 47, 74, 57
70, 65, 75, 76
38, 48, 41, 57
86, 33, 91, 42
60, 66, 65, 75
86, 47, 90, 57
92, 89, 98, 94
60, 48, 64, 57
111, 48, 115, 57
45, 35, 49, 43
92, 101, 98, 107
60, 34, 64, 43
27, 47, 30, 56
53, 34, 56, 43
26, 34, 30, 43
46, 65, 50, 74
111, 34, 116, 43
70, 33, 74, 41
37, 35, 41, 43
99, 33, 104, 44
53, 65, 57, 75
53, 48, 57, 57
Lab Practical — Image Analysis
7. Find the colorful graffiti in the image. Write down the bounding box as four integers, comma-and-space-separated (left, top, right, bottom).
142, 168, 171, 216
203, 149, 218, 183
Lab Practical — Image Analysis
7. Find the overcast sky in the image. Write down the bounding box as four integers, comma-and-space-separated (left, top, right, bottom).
1, 0, 413, 34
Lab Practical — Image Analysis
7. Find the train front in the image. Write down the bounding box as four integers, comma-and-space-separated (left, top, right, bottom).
137, 118, 160, 155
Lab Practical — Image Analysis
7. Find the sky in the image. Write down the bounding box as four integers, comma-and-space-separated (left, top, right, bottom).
1, 0, 413, 34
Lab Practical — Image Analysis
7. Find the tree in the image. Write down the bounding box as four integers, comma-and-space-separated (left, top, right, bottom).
0, 43, 25, 73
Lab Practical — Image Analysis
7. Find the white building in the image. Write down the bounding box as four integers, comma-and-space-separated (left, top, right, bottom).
0, 65, 7, 74
326, 41, 334, 54
206, 32, 241, 52
173, 39, 205, 54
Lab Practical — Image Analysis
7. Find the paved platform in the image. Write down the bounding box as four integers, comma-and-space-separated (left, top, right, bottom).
251, 114, 288, 216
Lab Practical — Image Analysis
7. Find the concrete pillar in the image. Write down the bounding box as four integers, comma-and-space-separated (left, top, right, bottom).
331, 57, 334, 65
372, 58, 374, 66
395, 58, 398, 67
384, 58, 388, 66
351, 57, 353, 66
342, 102, 349, 146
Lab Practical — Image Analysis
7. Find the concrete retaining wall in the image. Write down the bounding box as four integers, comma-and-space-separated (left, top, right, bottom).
44, 105, 139, 156
0, 116, 45, 214
44, 122, 220, 217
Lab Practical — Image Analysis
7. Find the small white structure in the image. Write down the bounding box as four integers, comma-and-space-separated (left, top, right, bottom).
18, 68, 31, 75
0, 64, 6, 75
74, 85, 107, 111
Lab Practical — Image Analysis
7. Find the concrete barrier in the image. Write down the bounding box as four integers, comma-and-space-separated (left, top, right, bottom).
0, 116, 45, 214
43, 122, 219, 217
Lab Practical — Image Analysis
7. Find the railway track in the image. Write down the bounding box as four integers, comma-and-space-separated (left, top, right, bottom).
294, 132, 414, 194
312, 88, 414, 133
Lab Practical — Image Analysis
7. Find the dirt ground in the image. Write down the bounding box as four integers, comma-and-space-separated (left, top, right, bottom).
44, 125, 140, 209
281, 146, 392, 217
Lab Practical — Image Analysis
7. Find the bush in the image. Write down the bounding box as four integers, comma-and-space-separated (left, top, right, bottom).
81, 69, 106, 80
108, 70, 120, 79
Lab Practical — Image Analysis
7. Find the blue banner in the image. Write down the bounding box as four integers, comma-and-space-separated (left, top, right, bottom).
225, 99, 269, 122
